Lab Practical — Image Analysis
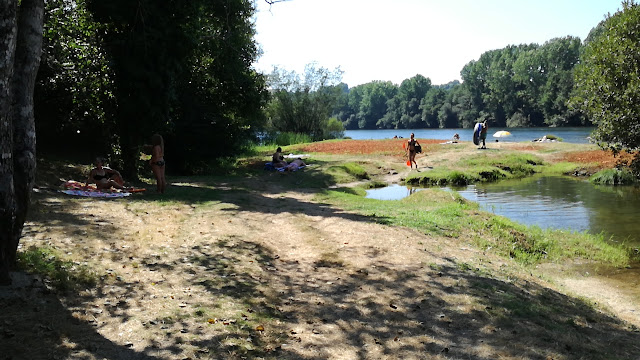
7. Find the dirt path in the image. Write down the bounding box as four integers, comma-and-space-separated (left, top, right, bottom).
3, 144, 640, 359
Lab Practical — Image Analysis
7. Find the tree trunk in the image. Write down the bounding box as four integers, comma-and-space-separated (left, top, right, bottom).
0, 0, 44, 285
0, 0, 19, 285
11, 0, 44, 270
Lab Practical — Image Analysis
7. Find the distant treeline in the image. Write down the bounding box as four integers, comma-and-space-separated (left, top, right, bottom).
331, 35, 590, 130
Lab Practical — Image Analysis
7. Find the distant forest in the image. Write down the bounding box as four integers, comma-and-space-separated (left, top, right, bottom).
329, 34, 596, 130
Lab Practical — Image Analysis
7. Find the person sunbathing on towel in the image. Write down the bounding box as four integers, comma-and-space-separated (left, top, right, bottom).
86, 157, 125, 190
284, 158, 306, 172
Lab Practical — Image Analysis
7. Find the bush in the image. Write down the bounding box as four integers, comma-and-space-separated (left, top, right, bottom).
261, 132, 313, 147
322, 117, 345, 140
590, 168, 637, 185
545, 134, 563, 141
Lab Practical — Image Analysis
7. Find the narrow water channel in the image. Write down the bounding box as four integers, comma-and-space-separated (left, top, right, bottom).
367, 176, 640, 313
366, 175, 640, 248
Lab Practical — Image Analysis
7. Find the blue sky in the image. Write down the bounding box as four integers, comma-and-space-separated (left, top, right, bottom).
252, 0, 624, 87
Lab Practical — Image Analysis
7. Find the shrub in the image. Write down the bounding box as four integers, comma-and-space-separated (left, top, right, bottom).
590, 168, 637, 185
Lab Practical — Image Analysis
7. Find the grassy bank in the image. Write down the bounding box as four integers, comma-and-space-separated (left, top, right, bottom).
316, 186, 631, 267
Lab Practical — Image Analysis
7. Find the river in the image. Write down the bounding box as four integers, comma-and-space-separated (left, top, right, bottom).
345, 127, 595, 144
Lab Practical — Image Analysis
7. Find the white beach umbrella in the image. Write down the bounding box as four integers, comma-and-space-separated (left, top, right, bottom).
493, 130, 512, 138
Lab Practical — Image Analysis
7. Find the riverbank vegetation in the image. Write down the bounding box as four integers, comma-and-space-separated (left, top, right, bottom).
590, 168, 638, 185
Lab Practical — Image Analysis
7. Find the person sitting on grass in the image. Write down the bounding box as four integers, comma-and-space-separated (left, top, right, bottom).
272, 147, 288, 168
86, 157, 126, 190
284, 158, 306, 172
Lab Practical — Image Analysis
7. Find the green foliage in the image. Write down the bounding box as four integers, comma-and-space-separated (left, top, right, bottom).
378, 75, 432, 129
335, 35, 584, 132
263, 132, 313, 147
266, 63, 344, 140
168, 1, 268, 175
17, 246, 97, 291
572, 1, 640, 167
544, 134, 563, 141
590, 168, 637, 185
35, 0, 116, 156
81, 0, 266, 176
323, 117, 345, 140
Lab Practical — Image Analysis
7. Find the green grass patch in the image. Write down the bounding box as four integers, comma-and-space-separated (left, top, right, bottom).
406, 153, 544, 186
326, 162, 370, 183
363, 180, 389, 189
317, 187, 630, 267
590, 168, 637, 185
478, 215, 628, 266
542, 161, 582, 175
317, 188, 478, 238
17, 246, 98, 290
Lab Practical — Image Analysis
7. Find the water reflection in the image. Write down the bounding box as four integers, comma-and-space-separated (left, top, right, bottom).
365, 176, 640, 247
452, 176, 640, 247
365, 184, 423, 200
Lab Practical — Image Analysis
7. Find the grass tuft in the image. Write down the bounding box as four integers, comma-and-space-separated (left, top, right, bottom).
590, 168, 637, 185
17, 246, 98, 290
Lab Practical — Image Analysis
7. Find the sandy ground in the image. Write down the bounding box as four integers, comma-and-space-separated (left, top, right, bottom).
1, 140, 639, 359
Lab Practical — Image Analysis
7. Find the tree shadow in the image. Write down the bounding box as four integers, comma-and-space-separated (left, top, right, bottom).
13, 167, 640, 359
194, 240, 640, 359
10, 200, 640, 359
0, 272, 163, 360
128, 174, 390, 226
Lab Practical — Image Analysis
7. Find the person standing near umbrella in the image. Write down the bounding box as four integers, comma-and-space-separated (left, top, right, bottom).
480, 120, 488, 149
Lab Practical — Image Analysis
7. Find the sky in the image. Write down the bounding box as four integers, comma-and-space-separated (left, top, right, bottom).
252, 0, 624, 87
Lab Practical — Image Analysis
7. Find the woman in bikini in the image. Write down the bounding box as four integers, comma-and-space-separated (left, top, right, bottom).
150, 134, 166, 193
87, 157, 125, 190
406, 133, 421, 169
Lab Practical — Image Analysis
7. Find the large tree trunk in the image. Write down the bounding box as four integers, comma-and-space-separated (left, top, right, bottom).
0, 0, 44, 285
11, 0, 44, 271
0, 0, 19, 286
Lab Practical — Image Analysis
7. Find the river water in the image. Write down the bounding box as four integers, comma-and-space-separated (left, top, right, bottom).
345, 127, 595, 144
366, 175, 640, 248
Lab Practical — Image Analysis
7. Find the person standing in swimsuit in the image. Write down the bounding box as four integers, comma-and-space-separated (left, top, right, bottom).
480, 120, 488, 149
406, 133, 421, 169
150, 134, 166, 193
87, 157, 125, 190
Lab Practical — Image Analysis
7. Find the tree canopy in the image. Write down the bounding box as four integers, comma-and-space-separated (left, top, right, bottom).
329, 36, 586, 132
572, 0, 640, 172
35, 0, 267, 176
265, 63, 344, 141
